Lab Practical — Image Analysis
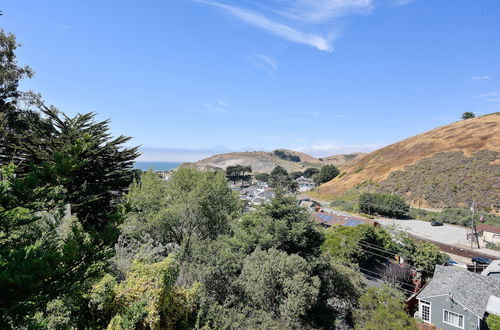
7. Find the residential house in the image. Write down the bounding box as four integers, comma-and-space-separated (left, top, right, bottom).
299, 200, 320, 212
296, 176, 315, 192
416, 265, 500, 329
476, 224, 500, 246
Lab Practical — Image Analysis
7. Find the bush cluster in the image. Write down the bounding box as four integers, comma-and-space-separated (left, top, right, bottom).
273, 150, 301, 162
358, 192, 410, 218
378, 151, 499, 213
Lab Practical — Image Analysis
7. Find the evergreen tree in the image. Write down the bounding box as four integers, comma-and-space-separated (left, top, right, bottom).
314, 164, 340, 185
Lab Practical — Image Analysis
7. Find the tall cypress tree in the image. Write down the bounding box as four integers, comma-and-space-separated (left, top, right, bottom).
0, 29, 139, 228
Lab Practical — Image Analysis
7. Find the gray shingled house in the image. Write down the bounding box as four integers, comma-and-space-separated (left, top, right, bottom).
416, 265, 500, 329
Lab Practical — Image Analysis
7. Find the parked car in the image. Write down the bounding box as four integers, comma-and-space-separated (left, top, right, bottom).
446, 259, 458, 266
472, 256, 492, 265
430, 221, 443, 226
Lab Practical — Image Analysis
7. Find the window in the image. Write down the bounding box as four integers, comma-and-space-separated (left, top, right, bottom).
420, 300, 431, 323
443, 309, 464, 328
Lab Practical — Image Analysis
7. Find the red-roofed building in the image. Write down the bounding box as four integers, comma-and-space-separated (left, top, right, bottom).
476, 224, 500, 245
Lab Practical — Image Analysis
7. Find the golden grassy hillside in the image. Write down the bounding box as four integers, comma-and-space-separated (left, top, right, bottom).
192, 149, 361, 173
318, 113, 500, 198
322, 153, 365, 166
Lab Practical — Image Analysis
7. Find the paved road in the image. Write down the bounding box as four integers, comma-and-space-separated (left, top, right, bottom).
379, 218, 500, 258
317, 201, 500, 259
379, 219, 470, 247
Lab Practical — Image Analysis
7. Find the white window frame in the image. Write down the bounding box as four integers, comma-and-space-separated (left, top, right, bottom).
419, 300, 431, 323
443, 309, 465, 329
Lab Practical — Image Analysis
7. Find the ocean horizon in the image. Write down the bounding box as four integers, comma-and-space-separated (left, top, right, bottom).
134, 161, 182, 171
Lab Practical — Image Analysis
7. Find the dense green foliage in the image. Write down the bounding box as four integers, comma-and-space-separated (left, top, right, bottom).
322, 224, 395, 266
409, 207, 500, 227
487, 313, 500, 330
359, 192, 410, 218
254, 172, 270, 182
314, 164, 340, 185
304, 167, 320, 178
0, 29, 422, 329
461, 111, 475, 120
378, 151, 499, 213
0, 30, 138, 328
225, 164, 252, 184
116, 168, 241, 272
354, 285, 417, 330
273, 149, 301, 162
269, 165, 298, 192
232, 191, 325, 258
411, 241, 448, 276
323, 224, 447, 280
90, 255, 199, 329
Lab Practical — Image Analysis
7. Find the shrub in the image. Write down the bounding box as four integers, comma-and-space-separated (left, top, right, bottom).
461, 112, 475, 120
273, 150, 301, 162
358, 192, 409, 218
314, 164, 340, 185
254, 173, 270, 182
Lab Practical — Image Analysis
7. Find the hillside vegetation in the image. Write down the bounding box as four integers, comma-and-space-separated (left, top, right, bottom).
192, 149, 361, 173
321, 152, 365, 166
318, 114, 500, 211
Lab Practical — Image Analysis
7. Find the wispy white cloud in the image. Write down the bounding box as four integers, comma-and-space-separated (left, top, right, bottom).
248, 54, 278, 73
205, 100, 229, 113
274, 0, 372, 23
475, 90, 500, 98
195, 0, 374, 51
474, 90, 500, 103
471, 75, 491, 80
197, 0, 335, 51
392, 0, 416, 6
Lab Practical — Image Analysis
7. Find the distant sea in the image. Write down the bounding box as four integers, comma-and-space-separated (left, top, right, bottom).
134, 161, 182, 171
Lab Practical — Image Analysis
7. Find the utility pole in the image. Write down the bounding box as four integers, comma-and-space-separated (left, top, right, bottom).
471, 201, 480, 249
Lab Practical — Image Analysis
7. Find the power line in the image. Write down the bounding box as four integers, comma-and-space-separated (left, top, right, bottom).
359, 241, 417, 264
357, 243, 416, 267
358, 270, 415, 295
358, 266, 415, 291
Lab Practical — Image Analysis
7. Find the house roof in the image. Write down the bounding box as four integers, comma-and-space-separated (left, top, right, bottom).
417, 265, 500, 318
300, 201, 316, 208
476, 224, 500, 235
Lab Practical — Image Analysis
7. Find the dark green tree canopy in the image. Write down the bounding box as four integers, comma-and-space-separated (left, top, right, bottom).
254, 172, 269, 182
271, 165, 288, 176
225, 164, 252, 184
314, 164, 340, 185
461, 112, 475, 120
304, 167, 320, 178
269, 166, 298, 192
16, 107, 139, 227
359, 192, 410, 218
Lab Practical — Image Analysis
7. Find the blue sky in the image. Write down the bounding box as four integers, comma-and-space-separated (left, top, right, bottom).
2, 0, 499, 161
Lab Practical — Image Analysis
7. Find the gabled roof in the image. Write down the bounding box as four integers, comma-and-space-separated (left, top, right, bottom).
417, 265, 500, 318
